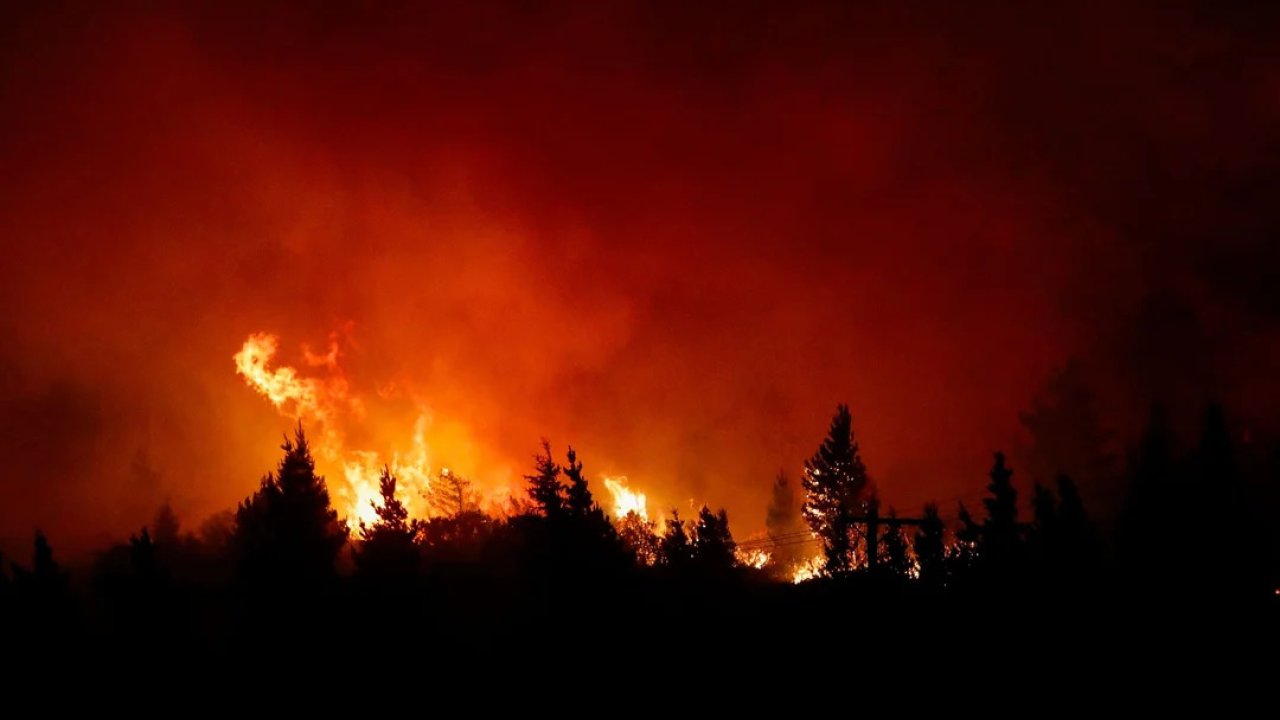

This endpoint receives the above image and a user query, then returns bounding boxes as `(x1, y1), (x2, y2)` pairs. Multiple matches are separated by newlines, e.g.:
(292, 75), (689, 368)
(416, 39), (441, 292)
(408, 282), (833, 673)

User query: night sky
(2, 1), (1278, 552)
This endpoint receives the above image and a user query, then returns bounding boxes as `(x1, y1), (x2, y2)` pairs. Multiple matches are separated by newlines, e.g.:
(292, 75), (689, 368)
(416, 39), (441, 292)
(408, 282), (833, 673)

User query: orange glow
(234, 331), (436, 526)
(791, 556), (823, 584)
(602, 476), (648, 521)
(735, 547), (771, 569)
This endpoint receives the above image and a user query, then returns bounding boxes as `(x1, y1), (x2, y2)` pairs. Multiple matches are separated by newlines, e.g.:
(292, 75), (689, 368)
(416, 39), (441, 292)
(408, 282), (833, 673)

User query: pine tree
(28, 530), (63, 589)
(355, 466), (420, 579)
(427, 468), (475, 518)
(691, 506), (736, 571)
(561, 447), (622, 567)
(659, 510), (692, 567)
(801, 404), (871, 576)
(914, 503), (946, 587)
(232, 424), (349, 585)
(980, 451), (1020, 569)
(11, 530), (68, 608)
(564, 446), (595, 517)
(524, 439), (564, 518)
(879, 508), (911, 578)
(765, 470), (808, 573)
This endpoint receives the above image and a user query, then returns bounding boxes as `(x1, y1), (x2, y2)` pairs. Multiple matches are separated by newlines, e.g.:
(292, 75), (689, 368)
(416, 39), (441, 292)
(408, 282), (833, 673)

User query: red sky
(2, 1), (1278, 553)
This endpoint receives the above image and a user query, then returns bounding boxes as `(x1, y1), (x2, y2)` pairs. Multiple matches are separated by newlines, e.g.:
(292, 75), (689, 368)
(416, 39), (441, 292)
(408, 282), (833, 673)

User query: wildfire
(233, 333), (339, 423)
(602, 476), (648, 521)
(233, 331), (436, 526)
(791, 556), (823, 584)
(735, 548), (771, 570)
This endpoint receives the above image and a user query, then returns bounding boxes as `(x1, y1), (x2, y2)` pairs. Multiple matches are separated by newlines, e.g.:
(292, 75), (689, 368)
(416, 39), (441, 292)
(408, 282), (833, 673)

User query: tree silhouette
(419, 510), (494, 565)
(355, 466), (421, 580)
(659, 510), (692, 568)
(232, 425), (348, 585)
(11, 530), (69, 623)
(427, 468), (476, 518)
(691, 506), (735, 572)
(539, 445), (623, 575)
(801, 404), (871, 576)
(980, 451), (1020, 570)
(914, 503), (946, 587)
(617, 511), (660, 566)
(765, 470), (808, 575)
(14, 530), (65, 593)
(524, 439), (565, 518)
(879, 508), (911, 579)
(564, 446), (595, 517)
(129, 527), (160, 581)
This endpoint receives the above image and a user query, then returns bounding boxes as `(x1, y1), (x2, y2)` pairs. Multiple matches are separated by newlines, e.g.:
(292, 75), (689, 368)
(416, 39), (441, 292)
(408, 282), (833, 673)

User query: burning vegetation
(1, 332), (1274, 661)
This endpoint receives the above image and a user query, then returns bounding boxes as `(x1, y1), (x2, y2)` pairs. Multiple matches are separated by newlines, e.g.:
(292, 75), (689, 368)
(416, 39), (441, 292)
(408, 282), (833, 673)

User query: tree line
(1, 399), (1276, 654)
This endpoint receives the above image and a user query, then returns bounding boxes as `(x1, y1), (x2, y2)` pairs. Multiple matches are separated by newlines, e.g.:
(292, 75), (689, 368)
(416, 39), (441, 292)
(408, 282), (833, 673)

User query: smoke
(1, 1), (1277, 552)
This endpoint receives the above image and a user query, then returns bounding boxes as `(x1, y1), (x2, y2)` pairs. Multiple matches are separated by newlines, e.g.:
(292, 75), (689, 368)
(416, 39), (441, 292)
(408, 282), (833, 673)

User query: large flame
(735, 547), (771, 570)
(602, 476), (647, 521)
(791, 556), (823, 584)
(234, 331), (437, 526)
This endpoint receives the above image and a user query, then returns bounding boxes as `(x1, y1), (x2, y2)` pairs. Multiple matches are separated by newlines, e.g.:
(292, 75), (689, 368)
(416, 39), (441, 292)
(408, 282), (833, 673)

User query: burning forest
(2, 0), (1280, 670)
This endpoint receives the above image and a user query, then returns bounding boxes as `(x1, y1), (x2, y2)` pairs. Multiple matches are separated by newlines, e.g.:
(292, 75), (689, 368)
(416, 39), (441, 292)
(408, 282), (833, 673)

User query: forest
(2, 400), (1276, 662)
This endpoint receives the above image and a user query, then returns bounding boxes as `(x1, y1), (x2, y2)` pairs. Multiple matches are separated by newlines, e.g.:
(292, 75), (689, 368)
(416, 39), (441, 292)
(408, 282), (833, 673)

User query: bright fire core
(233, 331), (439, 526)
(233, 331), (658, 528)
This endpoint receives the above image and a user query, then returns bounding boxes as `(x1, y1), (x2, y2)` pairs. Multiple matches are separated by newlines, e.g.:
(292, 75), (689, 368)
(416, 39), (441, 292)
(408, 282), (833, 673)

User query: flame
(602, 476), (647, 521)
(791, 556), (823, 584)
(735, 548), (771, 570)
(234, 331), (436, 527)
(233, 333), (336, 423)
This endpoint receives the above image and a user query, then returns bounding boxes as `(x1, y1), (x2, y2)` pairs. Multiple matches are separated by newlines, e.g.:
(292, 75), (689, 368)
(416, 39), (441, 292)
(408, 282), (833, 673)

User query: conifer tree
(980, 451), (1020, 568)
(564, 446), (595, 517)
(355, 466), (420, 579)
(232, 425), (348, 584)
(659, 510), (692, 567)
(801, 404), (871, 575)
(427, 468), (475, 518)
(691, 506), (736, 571)
(524, 439), (565, 518)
